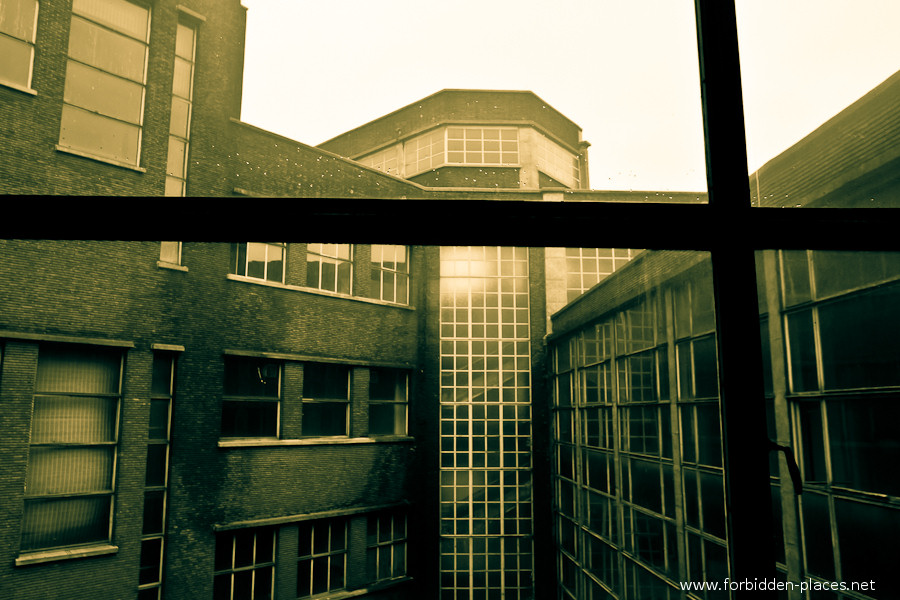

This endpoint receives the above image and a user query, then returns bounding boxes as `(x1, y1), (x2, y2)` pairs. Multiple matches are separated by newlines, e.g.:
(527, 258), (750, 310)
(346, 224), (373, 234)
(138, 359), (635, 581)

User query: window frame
(231, 242), (286, 284)
(213, 528), (276, 600)
(369, 244), (410, 305)
(366, 509), (408, 584)
(368, 367), (409, 437)
(306, 243), (353, 295)
(57, 0), (151, 168)
(221, 356), (282, 439)
(0, 0), (39, 92)
(296, 517), (348, 599)
(301, 362), (350, 438)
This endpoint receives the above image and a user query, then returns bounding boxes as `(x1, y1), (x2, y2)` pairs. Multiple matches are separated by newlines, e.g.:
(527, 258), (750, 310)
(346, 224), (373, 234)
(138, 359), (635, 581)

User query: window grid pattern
(565, 248), (641, 303)
(21, 344), (123, 552)
(550, 265), (728, 600)
(535, 131), (580, 188)
(439, 246), (534, 600)
(138, 353), (175, 600)
(359, 145), (400, 176)
(404, 129), (445, 176)
(775, 250), (900, 597)
(59, 0), (150, 166)
(232, 242), (285, 284)
(213, 528), (276, 600)
(165, 20), (196, 196)
(221, 357), (281, 438)
(367, 510), (408, 583)
(370, 244), (409, 305)
(297, 518), (347, 599)
(446, 127), (519, 167)
(0, 0), (38, 90)
(306, 243), (352, 295)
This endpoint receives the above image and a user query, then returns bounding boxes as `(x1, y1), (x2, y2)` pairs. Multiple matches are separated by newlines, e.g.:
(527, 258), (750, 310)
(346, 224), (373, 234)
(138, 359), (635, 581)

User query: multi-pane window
(535, 131), (581, 188)
(404, 129), (445, 176)
(213, 528), (276, 600)
(58, 0), (150, 166)
(368, 368), (408, 436)
(139, 353), (175, 600)
(565, 248), (641, 302)
(221, 357), (280, 438)
(0, 0), (38, 90)
(367, 510), (407, 583)
(21, 344), (122, 552)
(439, 246), (534, 600)
(165, 20), (197, 196)
(359, 145), (400, 176)
(302, 363), (349, 437)
(306, 243), (352, 294)
(231, 242), (285, 284)
(297, 518), (347, 598)
(159, 241), (182, 265)
(370, 244), (409, 304)
(446, 127), (519, 166)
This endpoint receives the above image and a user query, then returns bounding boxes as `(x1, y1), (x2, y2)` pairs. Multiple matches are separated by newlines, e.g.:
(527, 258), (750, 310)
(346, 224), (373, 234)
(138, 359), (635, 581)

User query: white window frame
(232, 242), (286, 284)
(370, 244), (409, 304)
(0, 0), (39, 92)
(306, 243), (353, 295)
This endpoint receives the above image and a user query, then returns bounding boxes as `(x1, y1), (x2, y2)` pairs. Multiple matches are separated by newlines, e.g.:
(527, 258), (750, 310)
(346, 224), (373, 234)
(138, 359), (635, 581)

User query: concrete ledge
(218, 436), (414, 448)
(15, 544), (118, 566)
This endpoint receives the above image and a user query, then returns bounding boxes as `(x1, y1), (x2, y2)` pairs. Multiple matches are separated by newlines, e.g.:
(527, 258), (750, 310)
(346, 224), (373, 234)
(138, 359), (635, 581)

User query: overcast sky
(239, 0), (900, 192)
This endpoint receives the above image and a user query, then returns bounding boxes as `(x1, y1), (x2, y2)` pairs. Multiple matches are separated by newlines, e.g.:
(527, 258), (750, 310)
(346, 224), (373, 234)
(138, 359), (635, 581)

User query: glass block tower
(438, 247), (536, 599)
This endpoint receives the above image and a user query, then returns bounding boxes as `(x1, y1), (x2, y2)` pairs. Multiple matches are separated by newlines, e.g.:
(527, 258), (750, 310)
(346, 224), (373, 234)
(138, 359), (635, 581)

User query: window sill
(225, 274), (414, 310)
(157, 260), (188, 272)
(16, 543), (118, 566)
(218, 436), (414, 448)
(316, 577), (413, 600)
(55, 145), (147, 173)
(1, 79), (37, 96)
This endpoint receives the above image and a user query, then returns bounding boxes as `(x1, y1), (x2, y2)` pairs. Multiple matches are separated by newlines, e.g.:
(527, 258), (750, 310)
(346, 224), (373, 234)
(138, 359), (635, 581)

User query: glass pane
(27, 446), (114, 494)
(221, 400), (278, 437)
(59, 104), (141, 165)
(175, 23), (195, 60)
(139, 537), (162, 584)
(145, 443), (168, 486)
(36, 345), (120, 394)
(170, 96), (191, 138)
(172, 56), (193, 99)
(158, 241), (181, 266)
(303, 363), (348, 399)
(73, 0), (149, 41)
(302, 402), (347, 437)
(0, 34), (32, 87)
(166, 136), (187, 178)
(21, 495), (111, 550)
(165, 175), (185, 197)
(64, 60), (144, 123)
(68, 16), (147, 82)
(31, 396), (117, 443)
(224, 357), (280, 397)
(0, 0), (37, 40)
(142, 490), (165, 535)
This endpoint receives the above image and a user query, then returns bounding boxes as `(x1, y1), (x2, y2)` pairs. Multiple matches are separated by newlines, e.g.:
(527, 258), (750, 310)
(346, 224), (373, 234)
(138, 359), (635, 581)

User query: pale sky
(239, 0), (900, 192)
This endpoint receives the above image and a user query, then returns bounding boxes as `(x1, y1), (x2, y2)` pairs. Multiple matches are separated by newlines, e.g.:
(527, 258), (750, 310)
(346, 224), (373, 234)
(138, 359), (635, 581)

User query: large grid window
(0, 0), (38, 90)
(58, 0), (150, 167)
(439, 246), (534, 600)
(565, 248), (641, 303)
(550, 257), (725, 600)
(370, 244), (409, 304)
(21, 344), (122, 552)
(367, 510), (407, 583)
(535, 131), (581, 188)
(221, 357), (280, 438)
(404, 129), (445, 175)
(369, 367), (408, 436)
(359, 145), (400, 176)
(446, 127), (519, 166)
(231, 242), (285, 284)
(306, 243), (352, 294)
(138, 352), (176, 600)
(165, 19), (197, 196)
(302, 363), (349, 437)
(297, 518), (347, 599)
(213, 528), (275, 600)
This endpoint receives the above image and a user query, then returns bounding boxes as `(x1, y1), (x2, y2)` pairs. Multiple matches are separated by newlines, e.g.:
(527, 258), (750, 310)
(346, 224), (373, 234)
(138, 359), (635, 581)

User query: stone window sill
(16, 544), (118, 566)
(218, 436), (414, 448)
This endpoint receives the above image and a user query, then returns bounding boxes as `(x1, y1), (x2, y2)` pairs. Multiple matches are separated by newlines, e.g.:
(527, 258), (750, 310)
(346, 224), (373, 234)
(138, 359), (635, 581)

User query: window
(21, 344), (122, 552)
(370, 244), (409, 304)
(159, 241), (182, 265)
(367, 510), (407, 583)
(297, 518), (347, 598)
(302, 363), (349, 437)
(404, 129), (445, 176)
(564, 248), (641, 302)
(214, 528), (276, 600)
(165, 19), (197, 196)
(58, 0), (150, 167)
(535, 131), (580, 188)
(139, 353), (175, 600)
(221, 357), (280, 438)
(231, 242), (285, 283)
(369, 368), (408, 436)
(0, 0), (38, 91)
(446, 127), (519, 166)
(359, 145), (400, 176)
(306, 243), (352, 294)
